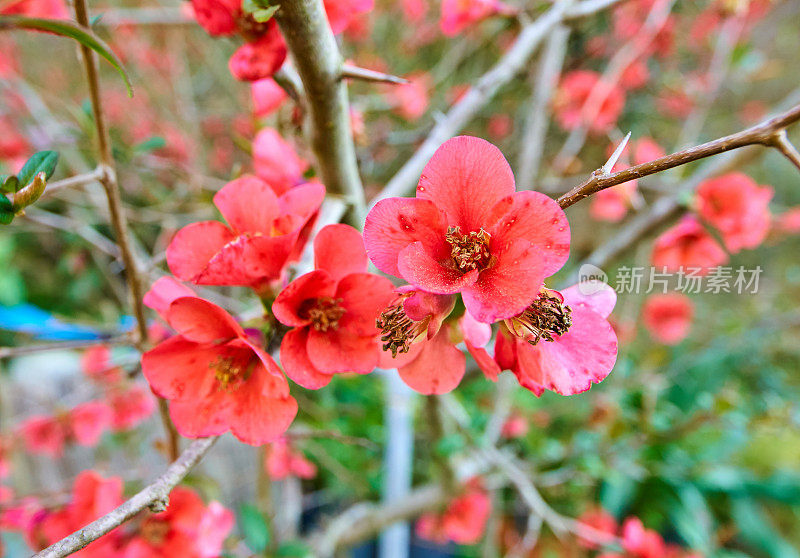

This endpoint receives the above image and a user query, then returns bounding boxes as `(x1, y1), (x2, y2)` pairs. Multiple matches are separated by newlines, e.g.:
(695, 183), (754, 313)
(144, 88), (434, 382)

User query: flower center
(445, 226), (493, 271)
(140, 517), (170, 546)
(376, 295), (430, 357)
(211, 355), (252, 391)
(506, 289), (572, 345)
(303, 297), (346, 332)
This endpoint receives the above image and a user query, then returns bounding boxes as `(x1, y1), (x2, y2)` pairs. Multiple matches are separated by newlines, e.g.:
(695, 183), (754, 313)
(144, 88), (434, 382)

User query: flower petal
(213, 175), (280, 235)
(228, 370), (298, 445)
(459, 310), (491, 347)
(306, 327), (380, 374)
(272, 270), (337, 327)
(143, 277), (197, 321)
(280, 328), (333, 389)
(166, 297), (243, 343)
(461, 239), (545, 322)
(314, 224), (368, 281)
(169, 395), (233, 438)
(166, 221), (234, 281)
(561, 281), (616, 319)
(364, 197), (448, 277)
(398, 242), (479, 294)
(279, 180), (325, 221)
(142, 336), (220, 400)
(194, 234), (295, 287)
(337, 273), (396, 336)
(465, 342), (500, 381)
(416, 136), (515, 232)
(488, 191), (570, 277)
(398, 325), (465, 394)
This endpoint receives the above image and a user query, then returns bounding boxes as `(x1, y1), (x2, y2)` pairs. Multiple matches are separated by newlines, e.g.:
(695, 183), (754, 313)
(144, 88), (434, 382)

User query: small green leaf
(1, 175), (19, 194)
(277, 541), (313, 557)
(253, 5), (279, 22)
(16, 151), (58, 189)
(0, 16), (133, 96)
(0, 196), (14, 225)
(134, 136), (166, 153)
(238, 504), (270, 553)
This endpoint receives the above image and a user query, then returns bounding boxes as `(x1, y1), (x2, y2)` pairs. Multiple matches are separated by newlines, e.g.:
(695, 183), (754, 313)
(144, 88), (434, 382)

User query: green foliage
(237, 504), (271, 553)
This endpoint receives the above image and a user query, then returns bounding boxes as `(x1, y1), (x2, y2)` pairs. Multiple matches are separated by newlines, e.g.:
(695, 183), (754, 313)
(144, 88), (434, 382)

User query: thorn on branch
(341, 63), (408, 85)
(768, 129), (800, 172)
(148, 496), (169, 513)
(601, 131), (631, 175)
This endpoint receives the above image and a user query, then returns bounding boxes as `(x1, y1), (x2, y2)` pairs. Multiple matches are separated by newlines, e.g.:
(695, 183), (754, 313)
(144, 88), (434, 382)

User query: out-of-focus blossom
(696, 173), (772, 253)
(620, 59), (650, 90)
(0, 0), (69, 18)
(633, 137), (666, 165)
(417, 478), (491, 545)
(496, 282), (618, 396)
(656, 88), (694, 119)
(487, 113), (513, 140)
(228, 24), (287, 82)
(323, 0), (374, 34)
(500, 413), (529, 439)
(253, 128), (310, 192)
(264, 438), (317, 480)
(642, 293), (693, 345)
(387, 73), (430, 121)
(577, 507), (617, 549)
(107, 385), (156, 431)
(651, 215), (728, 273)
(401, 0), (427, 22)
(439, 0), (514, 36)
(189, 0), (240, 36)
(621, 517), (667, 558)
(774, 206), (800, 236)
(554, 70), (626, 134)
(252, 78), (288, 117)
(590, 176), (638, 223)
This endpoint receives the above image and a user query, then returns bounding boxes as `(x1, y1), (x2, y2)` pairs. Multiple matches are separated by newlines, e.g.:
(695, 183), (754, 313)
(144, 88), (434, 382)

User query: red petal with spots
(336, 273), (396, 336)
(272, 270), (337, 327)
(228, 371), (298, 445)
(314, 224), (368, 281)
(166, 297), (243, 343)
(279, 181), (326, 222)
(364, 197), (448, 277)
(306, 326), (380, 375)
(141, 337), (221, 400)
(166, 221), (234, 281)
(416, 136), (515, 232)
(280, 327), (334, 389)
(213, 175), (280, 235)
(169, 395), (233, 438)
(488, 191), (570, 277)
(398, 325), (465, 394)
(461, 239), (545, 323)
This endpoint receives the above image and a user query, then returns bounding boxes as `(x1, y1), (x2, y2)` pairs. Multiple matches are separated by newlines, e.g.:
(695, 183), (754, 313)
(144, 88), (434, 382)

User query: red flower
(323, 0), (374, 34)
(496, 281), (618, 396)
(633, 137), (665, 165)
(123, 487), (233, 558)
(253, 128), (310, 193)
(590, 179), (638, 223)
(696, 172), (772, 253)
(577, 507), (618, 549)
(19, 415), (65, 457)
(30, 471), (124, 556)
(0, 0), (69, 18)
(264, 438), (317, 480)
(387, 72), (430, 121)
(651, 215), (728, 273)
(166, 175), (323, 292)
(69, 402), (112, 447)
(622, 517), (667, 558)
(500, 413), (529, 439)
(364, 136), (570, 323)
(439, 0), (514, 36)
(252, 78), (287, 117)
(553, 71), (626, 134)
(81, 345), (123, 386)
(142, 286), (297, 445)
(189, 0), (240, 36)
(228, 24), (287, 82)
(642, 293), (693, 345)
(107, 385), (156, 432)
(19, 403), (112, 457)
(274, 224), (395, 389)
(417, 478), (491, 545)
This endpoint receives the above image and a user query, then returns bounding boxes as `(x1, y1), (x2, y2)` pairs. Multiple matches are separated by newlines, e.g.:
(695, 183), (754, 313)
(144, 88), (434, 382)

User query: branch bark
(274, 0), (366, 223)
(371, 0), (623, 204)
(33, 437), (218, 558)
(557, 102), (800, 209)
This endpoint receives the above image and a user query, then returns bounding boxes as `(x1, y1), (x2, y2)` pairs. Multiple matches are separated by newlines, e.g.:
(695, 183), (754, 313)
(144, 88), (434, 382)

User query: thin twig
(43, 167), (105, 197)
(768, 129), (800, 171)
(274, 0), (366, 223)
(557, 102), (800, 209)
(0, 335), (133, 360)
(341, 63), (408, 85)
(371, 0), (624, 204)
(33, 437), (218, 558)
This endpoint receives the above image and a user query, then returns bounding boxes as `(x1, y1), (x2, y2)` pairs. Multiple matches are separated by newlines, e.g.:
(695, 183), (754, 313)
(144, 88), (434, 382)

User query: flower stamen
(506, 289), (572, 345)
(303, 297), (346, 332)
(445, 226), (492, 271)
(376, 295), (430, 357)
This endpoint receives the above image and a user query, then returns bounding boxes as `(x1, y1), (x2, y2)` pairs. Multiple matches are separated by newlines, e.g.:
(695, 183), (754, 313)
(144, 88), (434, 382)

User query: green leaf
(238, 504), (270, 553)
(0, 196), (14, 225)
(1, 175), (19, 194)
(134, 136), (166, 153)
(731, 498), (799, 558)
(277, 541), (313, 557)
(253, 5), (279, 22)
(0, 16), (133, 96)
(16, 151), (58, 190)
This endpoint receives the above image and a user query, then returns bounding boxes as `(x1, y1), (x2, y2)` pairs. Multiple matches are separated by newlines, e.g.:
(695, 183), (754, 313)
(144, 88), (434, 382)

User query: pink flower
(0, 0), (69, 18)
(651, 215), (728, 273)
(253, 128), (310, 192)
(142, 289), (297, 445)
(622, 517), (667, 558)
(166, 175), (323, 292)
(633, 137), (666, 165)
(620, 58), (650, 90)
(775, 206), (800, 235)
(590, 179), (638, 222)
(122, 487), (233, 558)
(577, 507), (618, 549)
(252, 78), (288, 117)
(81, 345), (123, 386)
(20, 416), (65, 457)
(500, 413), (528, 439)
(69, 402), (112, 447)
(439, 0), (513, 36)
(323, 0), (374, 34)
(228, 24), (287, 82)
(487, 114), (513, 139)
(107, 385), (156, 431)
(264, 438), (317, 480)
(696, 172), (772, 253)
(364, 136), (570, 323)
(417, 478), (491, 545)
(496, 282), (618, 396)
(401, 0), (427, 22)
(553, 70), (626, 134)
(388, 73), (430, 121)
(189, 0), (240, 36)
(274, 224), (395, 389)
(642, 293), (693, 345)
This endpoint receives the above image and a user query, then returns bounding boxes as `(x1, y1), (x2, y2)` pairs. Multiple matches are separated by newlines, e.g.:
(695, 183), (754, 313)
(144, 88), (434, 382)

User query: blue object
(0, 304), (132, 340)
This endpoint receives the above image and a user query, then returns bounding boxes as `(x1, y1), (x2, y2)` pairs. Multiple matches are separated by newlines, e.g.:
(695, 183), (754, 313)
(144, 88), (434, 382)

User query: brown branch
(42, 167), (105, 197)
(33, 437), (218, 558)
(557, 103), (800, 209)
(273, 0), (366, 223)
(0, 335), (132, 360)
(341, 63), (408, 85)
(768, 129), (800, 171)
(371, 0), (624, 204)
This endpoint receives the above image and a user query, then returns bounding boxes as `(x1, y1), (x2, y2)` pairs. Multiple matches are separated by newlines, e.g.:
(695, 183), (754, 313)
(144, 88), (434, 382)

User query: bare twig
(371, 0), (624, 204)
(517, 24), (570, 188)
(0, 335), (132, 360)
(274, 0), (366, 223)
(43, 167), (105, 197)
(341, 63), (408, 85)
(33, 437), (218, 558)
(557, 102), (800, 209)
(768, 129), (800, 171)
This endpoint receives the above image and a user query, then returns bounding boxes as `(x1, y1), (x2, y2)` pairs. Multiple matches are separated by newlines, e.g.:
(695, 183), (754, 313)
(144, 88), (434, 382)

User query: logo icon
(577, 264), (609, 295)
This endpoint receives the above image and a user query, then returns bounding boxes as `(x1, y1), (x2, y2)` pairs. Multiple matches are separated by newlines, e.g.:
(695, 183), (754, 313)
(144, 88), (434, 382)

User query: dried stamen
(445, 226), (492, 271)
(376, 296), (430, 357)
(303, 297), (346, 332)
(506, 289), (572, 345)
